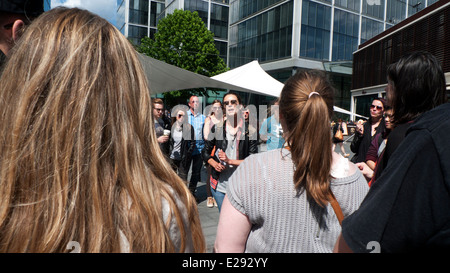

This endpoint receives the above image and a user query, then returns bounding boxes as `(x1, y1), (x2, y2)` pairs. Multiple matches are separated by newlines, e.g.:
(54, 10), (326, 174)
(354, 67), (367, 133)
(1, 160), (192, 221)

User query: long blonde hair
(0, 7), (205, 252)
(279, 70), (335, 207)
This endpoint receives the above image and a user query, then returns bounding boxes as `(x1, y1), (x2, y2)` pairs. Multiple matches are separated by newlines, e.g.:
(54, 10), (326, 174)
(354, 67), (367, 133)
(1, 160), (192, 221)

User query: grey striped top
(227, 148), (369, 253)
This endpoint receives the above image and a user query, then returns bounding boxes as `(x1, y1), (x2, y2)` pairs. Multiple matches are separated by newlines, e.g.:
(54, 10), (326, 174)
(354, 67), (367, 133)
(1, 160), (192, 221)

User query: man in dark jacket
(336, 102), (450, 252)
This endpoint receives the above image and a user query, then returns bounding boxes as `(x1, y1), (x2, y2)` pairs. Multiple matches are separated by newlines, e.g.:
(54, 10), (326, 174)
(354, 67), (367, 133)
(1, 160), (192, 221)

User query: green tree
(138, 9), (228, 106)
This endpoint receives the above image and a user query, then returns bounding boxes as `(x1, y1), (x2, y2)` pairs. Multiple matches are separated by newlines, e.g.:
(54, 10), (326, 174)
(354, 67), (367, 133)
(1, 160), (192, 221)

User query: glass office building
(228, 0), (440, 111)
(117, 0), (229, 60)
(117, 0), (167, 45)
(116, 0), (440, 112)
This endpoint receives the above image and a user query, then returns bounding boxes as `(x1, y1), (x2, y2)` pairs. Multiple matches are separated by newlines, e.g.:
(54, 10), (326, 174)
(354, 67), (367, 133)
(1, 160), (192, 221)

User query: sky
(51, 0), (117, 26)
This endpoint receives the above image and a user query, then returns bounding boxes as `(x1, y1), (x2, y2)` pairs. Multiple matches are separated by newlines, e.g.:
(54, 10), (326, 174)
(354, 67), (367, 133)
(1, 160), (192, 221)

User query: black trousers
(187, 153), (203, 195)
(170, 158), (188, 182)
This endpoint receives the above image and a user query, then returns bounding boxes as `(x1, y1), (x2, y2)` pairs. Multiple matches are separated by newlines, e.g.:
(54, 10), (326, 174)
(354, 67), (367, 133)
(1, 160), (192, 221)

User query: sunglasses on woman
(370, 105), (383, 111)
(224, 100), (237, 106)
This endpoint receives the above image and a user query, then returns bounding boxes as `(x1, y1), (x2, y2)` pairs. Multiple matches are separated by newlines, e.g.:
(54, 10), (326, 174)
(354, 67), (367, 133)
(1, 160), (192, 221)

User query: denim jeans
(210, 186), (225, 212)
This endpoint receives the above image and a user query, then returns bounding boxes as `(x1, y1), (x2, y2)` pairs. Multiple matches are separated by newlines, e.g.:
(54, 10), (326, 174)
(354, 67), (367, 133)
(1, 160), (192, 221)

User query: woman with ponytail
(215, 70), (369, 253)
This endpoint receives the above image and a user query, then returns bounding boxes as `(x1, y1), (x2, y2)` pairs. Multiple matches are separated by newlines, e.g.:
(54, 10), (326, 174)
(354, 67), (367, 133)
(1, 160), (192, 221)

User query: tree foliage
(137, 9), (228, 106)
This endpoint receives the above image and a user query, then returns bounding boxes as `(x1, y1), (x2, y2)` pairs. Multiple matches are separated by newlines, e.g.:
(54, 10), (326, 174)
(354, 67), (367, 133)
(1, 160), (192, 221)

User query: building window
(184, 0), (229, 40)
(129, 0), (149, 25)
(332, 9), (359, 61)
(128, 25), (148, 45)
(360, 17), (384, 43)
(408, 0), (425, 16)
(228, 1), (293, 68)
(210, 4), (229, 39)
(386, 0), (406, 24)
(150, 1), (165, 27)
(300, 0), (331, 60)
(229, 0), (285, 24)
(335, 0), (360, 13)
(362, 0), (384, 20)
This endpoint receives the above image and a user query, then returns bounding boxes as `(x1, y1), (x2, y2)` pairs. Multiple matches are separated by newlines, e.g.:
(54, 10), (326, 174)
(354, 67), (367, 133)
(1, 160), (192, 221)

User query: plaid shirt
(188, 110), (205, 155)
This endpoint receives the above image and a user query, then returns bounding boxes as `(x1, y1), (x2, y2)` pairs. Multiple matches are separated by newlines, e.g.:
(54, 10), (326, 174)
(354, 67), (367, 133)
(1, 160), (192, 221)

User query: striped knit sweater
(227, 148), (369, 253)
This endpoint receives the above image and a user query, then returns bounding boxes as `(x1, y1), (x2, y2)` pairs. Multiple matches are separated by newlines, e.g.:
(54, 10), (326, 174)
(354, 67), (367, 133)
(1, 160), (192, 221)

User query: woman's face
(211, 102), (222, 117)
(370, 99), (384, 120)
(223, 94), (239, 117)
(176, 110), (185, 123)
(384, 109), (394, 129)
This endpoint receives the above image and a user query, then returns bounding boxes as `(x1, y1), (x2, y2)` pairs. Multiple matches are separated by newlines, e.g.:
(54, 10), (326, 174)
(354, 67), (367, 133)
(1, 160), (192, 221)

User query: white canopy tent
(138, 53), (279, 96)
(211, 60), (284, 98)
(138, 53), (366, 118)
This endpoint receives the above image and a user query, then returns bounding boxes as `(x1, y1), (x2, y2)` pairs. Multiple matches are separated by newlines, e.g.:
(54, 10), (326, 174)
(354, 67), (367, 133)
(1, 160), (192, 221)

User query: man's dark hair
(387, 51), (447, 125)
(0, 0), (44, 18)
(223, 91), (242, 104)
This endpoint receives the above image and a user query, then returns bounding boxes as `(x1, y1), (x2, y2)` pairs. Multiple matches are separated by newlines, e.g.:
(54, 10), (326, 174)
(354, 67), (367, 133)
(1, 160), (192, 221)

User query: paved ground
(192, 136), (355, 253)
(196, 181), (220, 253)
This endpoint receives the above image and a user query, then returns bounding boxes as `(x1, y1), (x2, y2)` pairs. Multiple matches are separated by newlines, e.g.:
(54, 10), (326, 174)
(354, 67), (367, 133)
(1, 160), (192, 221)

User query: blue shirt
(188, 110), (205, 155)
(259, 116), (285, 150)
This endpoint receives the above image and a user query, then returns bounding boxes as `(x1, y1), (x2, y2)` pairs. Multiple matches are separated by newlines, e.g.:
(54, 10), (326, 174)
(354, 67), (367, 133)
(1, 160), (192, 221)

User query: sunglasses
(2, 22), (14, 30)
(178, 114), (184, 118)
(154, 108), (163, 112)
(370, 105), (383, 111)
(224, 100), (237, 106)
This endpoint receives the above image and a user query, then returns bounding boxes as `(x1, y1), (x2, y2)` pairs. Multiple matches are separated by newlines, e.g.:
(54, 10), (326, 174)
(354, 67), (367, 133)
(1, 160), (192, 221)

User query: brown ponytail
(279, 70), (335, 207)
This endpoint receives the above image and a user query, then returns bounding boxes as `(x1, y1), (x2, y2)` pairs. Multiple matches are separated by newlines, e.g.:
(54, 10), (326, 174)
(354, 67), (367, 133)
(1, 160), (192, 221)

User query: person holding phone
(350, 99), (386, 163)
(202, 92), (258, 211)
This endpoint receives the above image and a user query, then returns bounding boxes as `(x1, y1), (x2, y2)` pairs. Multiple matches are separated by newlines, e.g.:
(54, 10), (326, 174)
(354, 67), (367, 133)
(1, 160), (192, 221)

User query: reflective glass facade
(117, 0), (165, 44)
(332, 9), (359, 61)
(117, 0), (228, 59)
(229, 0), (436, 68)
(228, 0), (438, 116)
(229, 1), (293, 68)
(116, 0), (441, 110)
(300, 0), (331, 60)
(184, 0), (229, 59)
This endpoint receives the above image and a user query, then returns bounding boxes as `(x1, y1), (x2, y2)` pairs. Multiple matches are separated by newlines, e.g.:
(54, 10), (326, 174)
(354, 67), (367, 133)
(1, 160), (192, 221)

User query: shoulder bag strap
(329, 192), (344, 226)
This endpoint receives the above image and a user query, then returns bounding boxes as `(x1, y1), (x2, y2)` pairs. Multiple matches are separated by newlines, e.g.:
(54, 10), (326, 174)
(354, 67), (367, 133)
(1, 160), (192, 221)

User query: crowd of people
(153, 93), (278, 210)
(0, 1), (449, 253)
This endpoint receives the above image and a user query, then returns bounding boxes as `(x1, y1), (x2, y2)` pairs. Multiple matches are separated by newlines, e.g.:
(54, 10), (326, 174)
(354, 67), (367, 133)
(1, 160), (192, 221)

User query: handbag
(334, 125), (344, 141)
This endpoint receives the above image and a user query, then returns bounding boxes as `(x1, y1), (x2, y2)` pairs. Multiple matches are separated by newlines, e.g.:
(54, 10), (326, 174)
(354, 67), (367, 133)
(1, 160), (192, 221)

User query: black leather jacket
(202, 122), (258, 179)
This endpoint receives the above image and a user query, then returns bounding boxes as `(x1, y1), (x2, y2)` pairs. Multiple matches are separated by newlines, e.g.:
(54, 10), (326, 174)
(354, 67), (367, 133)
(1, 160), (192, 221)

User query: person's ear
(12, 19), (25, 42)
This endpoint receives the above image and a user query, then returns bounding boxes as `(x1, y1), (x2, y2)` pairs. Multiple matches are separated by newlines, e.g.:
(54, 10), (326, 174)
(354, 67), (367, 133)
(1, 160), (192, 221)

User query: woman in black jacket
(202, 92), (258, 211)
(350, 98), (386, 163)
(170, 106), (196, 182)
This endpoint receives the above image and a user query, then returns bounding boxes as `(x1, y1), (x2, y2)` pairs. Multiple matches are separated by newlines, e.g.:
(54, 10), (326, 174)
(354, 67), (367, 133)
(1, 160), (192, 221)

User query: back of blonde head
(0, 7), (205, 252)
(279, 70), (335, 207)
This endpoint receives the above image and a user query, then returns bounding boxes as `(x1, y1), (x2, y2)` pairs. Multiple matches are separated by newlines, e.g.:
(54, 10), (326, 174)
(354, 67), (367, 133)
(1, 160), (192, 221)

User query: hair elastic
(308, 92), (320, 99)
